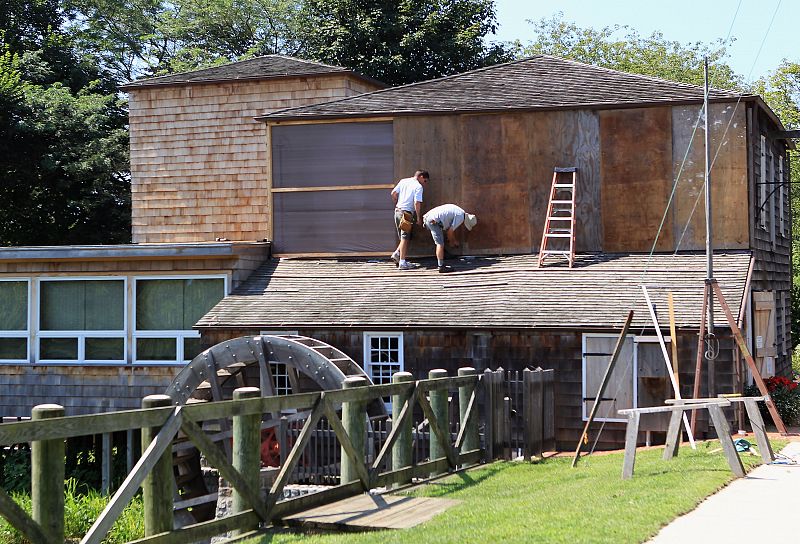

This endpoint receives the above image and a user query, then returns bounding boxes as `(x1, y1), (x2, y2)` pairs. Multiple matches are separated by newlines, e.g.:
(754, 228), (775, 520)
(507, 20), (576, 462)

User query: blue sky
(492, 0), (795, 81)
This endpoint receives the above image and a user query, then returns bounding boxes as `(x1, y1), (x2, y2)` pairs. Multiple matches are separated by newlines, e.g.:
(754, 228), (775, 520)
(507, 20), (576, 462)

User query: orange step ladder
(537, 167), (577, 268)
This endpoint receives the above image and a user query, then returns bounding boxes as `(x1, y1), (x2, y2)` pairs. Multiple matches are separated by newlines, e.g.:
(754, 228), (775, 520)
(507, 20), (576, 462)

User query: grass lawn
(241, 439), (787, 544)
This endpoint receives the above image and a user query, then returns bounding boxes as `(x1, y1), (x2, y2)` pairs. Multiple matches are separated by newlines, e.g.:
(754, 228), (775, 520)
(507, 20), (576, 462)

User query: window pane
(137, 338), (177, 361)
(183, 279), (224, 329)
(183, 337), (203, 361)
(41, 337), (78, 359)
(0, 338), (27, 359)
(41, 282), (85, 330)
(0, 282), (27, 331)
(84, 281), (124, 330)
(86, 338), (124, 360)
(40, 280), (123, 331)
(136, 280), (183, 330)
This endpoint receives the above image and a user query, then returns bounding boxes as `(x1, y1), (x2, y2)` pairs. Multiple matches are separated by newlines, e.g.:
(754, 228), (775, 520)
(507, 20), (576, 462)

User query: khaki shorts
(395, 209), (416, 240)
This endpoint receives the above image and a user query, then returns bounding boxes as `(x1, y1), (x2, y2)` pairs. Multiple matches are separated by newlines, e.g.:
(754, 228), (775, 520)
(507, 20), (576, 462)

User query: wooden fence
(0, 366), (556, 543)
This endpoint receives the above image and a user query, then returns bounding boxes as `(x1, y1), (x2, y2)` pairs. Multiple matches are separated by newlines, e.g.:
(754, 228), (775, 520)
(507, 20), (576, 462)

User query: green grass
(0, 479), (144, 544)
(241, 440), (787, 544)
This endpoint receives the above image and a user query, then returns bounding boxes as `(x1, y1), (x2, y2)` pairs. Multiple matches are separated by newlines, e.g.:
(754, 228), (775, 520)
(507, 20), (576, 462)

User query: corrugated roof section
(196, 252), (752, 330)
(120, 55), (376, 90)
(258, 55), (746, 121)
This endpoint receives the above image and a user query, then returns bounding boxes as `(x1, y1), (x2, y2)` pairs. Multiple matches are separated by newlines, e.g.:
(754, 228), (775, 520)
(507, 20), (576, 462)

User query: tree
(515, 13), (742, 90)
(0, 2), (130, 246)
(300, 0), (510, 86)
(69, 0), (306, 83)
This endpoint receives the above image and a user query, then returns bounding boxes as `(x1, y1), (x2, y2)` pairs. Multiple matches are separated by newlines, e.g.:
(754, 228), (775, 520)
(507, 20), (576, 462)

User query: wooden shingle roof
(196, 252), (752, 331)
(120, 55), (381, 90)
(258, 55), (747, 121)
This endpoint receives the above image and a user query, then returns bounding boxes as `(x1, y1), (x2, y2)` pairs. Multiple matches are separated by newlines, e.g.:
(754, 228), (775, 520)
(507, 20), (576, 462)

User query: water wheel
(164, 334), (386, 523)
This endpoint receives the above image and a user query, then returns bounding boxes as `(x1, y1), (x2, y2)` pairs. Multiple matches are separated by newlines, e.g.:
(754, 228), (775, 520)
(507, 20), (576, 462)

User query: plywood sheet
(600, 107), (674, 252)
(671, 103), (748, 250)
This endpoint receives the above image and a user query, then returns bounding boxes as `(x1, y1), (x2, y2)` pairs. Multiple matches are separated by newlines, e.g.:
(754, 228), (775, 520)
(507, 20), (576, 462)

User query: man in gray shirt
(422, 204), (477, 273)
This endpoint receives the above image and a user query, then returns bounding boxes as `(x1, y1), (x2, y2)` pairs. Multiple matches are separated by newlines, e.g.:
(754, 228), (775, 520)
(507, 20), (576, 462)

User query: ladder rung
(545, 233), (572, 238)
(551, 200), (573, 204)
(553, 184), (574, 188)
(548, 216), (572, 221)
(548, 228), (571, 234)
(541, 250), (572, 255)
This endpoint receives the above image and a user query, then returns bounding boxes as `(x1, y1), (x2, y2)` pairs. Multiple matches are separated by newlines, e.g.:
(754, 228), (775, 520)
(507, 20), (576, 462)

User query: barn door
(752, 291), (776, 377)
(582, 334), (635, 422)
(635, 339), (673, 430)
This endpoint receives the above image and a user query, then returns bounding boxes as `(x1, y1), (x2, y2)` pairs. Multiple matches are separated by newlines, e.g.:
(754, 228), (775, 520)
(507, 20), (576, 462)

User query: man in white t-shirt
(390, 170), (429, 270)
(422, 203), (478, 273)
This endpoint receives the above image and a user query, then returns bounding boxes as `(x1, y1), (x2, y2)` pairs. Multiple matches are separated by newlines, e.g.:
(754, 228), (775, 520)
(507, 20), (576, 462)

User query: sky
(492, 0), (795, 82)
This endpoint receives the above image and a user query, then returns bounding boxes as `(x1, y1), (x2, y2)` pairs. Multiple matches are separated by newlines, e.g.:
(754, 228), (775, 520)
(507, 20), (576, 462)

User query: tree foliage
(515, 13), (742, 90)
(0, 1), (129, 246)
(299, 0), (509, 86)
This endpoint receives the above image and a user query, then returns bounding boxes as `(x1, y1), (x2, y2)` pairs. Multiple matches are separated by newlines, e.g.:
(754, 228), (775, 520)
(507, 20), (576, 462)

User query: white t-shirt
(392, 177), (423, 212)
(423, 204), (466, 231)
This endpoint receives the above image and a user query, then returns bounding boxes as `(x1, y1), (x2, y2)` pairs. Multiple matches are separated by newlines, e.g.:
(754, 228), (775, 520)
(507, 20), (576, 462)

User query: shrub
(744, 375), (800, 425)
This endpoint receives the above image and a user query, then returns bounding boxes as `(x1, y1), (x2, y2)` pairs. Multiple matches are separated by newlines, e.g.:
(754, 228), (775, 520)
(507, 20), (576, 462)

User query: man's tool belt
(399, 211), (414, 233)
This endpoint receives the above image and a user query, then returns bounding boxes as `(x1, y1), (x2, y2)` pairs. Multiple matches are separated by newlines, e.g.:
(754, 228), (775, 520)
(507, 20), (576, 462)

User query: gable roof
(257, 55), (748, 121)
(196, 252), (751, 331)
(120, 55), (382, 90)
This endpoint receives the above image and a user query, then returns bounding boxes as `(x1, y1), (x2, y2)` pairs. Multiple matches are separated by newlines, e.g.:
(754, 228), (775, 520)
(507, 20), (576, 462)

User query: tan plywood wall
(129, 75), (381, 243)
(394, 110), (602, 255)
(671, 104), (749, 250)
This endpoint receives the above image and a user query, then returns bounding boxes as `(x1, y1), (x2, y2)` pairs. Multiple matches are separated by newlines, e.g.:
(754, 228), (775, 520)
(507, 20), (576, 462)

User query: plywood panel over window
(271, 121), (395, 254)
(600, 107), (674, 252)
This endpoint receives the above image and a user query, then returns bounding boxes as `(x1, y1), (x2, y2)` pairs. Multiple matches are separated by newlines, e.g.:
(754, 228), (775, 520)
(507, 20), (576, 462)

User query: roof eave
(257, 95), (754, 124)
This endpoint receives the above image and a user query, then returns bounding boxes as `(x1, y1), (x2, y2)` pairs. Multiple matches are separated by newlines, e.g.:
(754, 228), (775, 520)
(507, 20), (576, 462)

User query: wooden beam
(769, 129), (800, 139)
(0, 488), (50, 544)
(271, 184), (394, 193)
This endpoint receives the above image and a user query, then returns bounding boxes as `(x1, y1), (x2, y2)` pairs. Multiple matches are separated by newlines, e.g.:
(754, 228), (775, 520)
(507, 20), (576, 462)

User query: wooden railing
(0, 368), (482, 544)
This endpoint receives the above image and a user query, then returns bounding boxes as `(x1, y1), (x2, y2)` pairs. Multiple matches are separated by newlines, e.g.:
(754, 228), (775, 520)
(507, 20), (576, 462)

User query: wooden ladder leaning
(538, 167), (577, 268)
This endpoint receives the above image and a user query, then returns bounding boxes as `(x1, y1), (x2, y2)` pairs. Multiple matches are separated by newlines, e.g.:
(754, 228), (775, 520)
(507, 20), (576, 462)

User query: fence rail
(0, 366), (556, 543)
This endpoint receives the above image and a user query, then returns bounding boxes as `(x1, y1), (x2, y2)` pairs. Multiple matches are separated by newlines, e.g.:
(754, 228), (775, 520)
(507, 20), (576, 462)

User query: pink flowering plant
(745, 375), (800, 425)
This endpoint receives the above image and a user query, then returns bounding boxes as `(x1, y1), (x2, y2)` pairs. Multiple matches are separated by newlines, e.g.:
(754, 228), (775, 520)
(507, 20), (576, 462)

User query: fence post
(458, 367), (479, 460)
(341, 376), (367, 484)
(142, 394), (174, 536)
(482, 369), (494, 460)
(503, 397), (512, 460)
(428, 369), (448, 476)
(543, 369), (556, 451)
(101, 432), (112, 495)
(232, 387), (261, 537)
(31, 404), (64, 544)
(391, 372), (414, 484)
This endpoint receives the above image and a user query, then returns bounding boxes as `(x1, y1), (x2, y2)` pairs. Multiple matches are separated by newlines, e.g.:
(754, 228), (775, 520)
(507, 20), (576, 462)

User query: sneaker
(398, 261), (414, 271)
(438, 265), (454, 274)
(390, 253), (400, 267)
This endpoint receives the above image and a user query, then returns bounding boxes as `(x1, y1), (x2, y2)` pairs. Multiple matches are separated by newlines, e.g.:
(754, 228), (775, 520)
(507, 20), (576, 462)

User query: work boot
(438, 265), (454, 274)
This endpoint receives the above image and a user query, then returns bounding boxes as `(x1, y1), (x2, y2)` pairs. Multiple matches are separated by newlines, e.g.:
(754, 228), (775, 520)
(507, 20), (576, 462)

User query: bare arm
(447, 227), (460, 247)
(415, 200), (422, 225)
(391, 191), (398, 206)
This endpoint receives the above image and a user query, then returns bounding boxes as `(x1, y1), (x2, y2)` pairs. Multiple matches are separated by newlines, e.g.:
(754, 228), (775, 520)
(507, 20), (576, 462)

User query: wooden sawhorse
(618, 396), (773, 480)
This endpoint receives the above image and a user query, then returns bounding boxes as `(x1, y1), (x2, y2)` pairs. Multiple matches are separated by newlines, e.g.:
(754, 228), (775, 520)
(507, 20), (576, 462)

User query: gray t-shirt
(423, 204), (466, 231)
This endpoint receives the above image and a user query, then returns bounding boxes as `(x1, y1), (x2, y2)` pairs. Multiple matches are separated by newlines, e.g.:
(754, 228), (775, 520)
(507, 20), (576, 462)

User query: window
(582, 334), (675, 423)
(0, 280), (30, 363)
(37, 278), (126, 363)
(134, 276), (225, 364)
(759, 135), (767, 230)
(363, 332), (404, 386)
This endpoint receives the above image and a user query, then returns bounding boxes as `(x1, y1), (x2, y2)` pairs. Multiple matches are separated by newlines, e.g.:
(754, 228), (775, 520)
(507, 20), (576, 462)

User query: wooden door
(753, 291), (776, 377)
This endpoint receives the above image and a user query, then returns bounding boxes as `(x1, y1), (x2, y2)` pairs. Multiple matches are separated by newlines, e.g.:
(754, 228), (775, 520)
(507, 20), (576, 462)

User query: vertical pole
(31, 404), (64, 544)
(341, 376), (367, 484)
(503, 397), (512, 460)
(141, 394), (174, 536)
(391, 372), (414, 483)
(231, 387), (261, 537)
(428, 369), (448, 476)
(458, 367), (479, 459)
(482, 368), (495, 460)
(101, 432), (112, 495)
(691, 282), (709, 435)
(126, 429), (135, 474)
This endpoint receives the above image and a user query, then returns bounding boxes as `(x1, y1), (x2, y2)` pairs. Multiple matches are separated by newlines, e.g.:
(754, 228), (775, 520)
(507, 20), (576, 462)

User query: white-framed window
(759, 135), (767, 231)
(363, 332), (404, 386)
(36, 277), (127, 364)
(0, 279), (31, 363)
(260, 331), (300, 395)
(779, 156), (786, 236)
(582, 334), (675, 423)
(133, 275), (226, 364)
